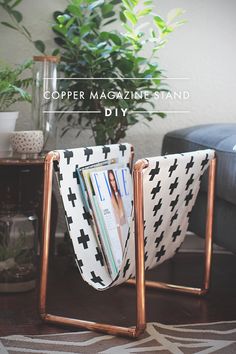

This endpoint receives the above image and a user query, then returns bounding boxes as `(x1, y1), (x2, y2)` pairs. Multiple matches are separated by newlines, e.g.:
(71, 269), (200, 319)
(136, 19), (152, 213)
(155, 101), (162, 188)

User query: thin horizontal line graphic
(43, 111), (101, 114)
(43, 77), (190, 80)
(43, 110), (190, 114)
(131, 110), (190, 114)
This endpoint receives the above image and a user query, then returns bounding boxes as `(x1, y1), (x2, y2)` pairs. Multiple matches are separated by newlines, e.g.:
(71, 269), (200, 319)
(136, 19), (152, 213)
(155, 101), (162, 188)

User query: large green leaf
(101, 3), (113, 15)
(119, 10), (127, 23)
(122, 0), (132, 10)
(109, 33), (122, 46)
(80, 24), (91, 37)
(124, 10), (137, 25)
(137, 8), (152, 17)
(103, 10), (115, 18)
(34, 40), (45, 53)
(100, 31), (110, 40)
(11, 9), (22, 22)
(67, 4), (82, 17)
(116, 58), (133, 73)
(153, 15), (166, 30)
(1, 21), (17, 30)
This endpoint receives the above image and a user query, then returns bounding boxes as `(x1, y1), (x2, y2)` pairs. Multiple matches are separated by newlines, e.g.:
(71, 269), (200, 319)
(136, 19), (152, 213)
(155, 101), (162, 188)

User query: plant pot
(10, 130), (44, 156)
(0, 111), (18, 132)
(0, 112), (19, 152)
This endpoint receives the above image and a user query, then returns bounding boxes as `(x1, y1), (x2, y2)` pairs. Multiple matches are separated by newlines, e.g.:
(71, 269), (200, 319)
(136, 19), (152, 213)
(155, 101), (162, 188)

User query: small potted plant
(0, 61), (32, 149)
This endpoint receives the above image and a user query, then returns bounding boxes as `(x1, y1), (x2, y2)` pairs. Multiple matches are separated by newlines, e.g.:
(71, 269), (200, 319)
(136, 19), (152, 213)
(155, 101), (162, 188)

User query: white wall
(1, 0), (236, 160)
(127, 0), (236, 158)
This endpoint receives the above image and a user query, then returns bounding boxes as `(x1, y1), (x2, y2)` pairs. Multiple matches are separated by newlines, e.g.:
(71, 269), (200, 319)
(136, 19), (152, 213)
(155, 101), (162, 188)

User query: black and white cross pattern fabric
(55, 144), (133, 290)
(140, 149), (215, 271)
(54, 144), (215, 291)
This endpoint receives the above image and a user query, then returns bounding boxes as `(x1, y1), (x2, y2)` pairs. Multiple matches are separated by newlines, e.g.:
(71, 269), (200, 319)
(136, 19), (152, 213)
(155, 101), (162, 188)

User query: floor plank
(0, 253), (235, 336)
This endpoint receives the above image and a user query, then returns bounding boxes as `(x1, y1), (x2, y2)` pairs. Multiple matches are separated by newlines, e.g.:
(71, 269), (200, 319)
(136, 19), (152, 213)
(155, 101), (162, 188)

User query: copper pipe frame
(128, 158), (216, 296)
(39, 147), (146, 338)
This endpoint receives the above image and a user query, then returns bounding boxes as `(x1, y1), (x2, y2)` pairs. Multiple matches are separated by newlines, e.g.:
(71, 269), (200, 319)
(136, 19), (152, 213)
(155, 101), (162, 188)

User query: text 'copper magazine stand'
(39, 144), (216, 338)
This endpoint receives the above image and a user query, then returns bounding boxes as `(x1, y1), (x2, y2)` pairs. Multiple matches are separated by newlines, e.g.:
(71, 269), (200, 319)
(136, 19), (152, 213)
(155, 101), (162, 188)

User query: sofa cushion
(190, 192), (236, 253)
(162, 123), (236, 206)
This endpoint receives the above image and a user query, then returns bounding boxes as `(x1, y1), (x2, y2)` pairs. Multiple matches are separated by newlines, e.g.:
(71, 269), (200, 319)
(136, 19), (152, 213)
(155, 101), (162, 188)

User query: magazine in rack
(77, 159), (132, 279)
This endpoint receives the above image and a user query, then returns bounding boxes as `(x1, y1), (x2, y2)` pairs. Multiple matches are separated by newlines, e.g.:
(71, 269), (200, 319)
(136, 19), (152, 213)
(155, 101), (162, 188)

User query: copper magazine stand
(39, 147), (216, 338)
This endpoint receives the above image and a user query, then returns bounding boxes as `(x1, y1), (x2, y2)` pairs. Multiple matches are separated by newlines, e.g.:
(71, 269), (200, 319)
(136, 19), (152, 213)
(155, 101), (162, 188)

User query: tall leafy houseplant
(52, 0), (185, 144)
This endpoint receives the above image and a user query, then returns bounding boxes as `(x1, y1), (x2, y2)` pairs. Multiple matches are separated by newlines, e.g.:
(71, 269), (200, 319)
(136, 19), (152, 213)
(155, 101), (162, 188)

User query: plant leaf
(109, 33), (122, 45)
(122, 0), (132, 10)
(157, 112), (166, 118)
(167, 8), (185, 23)
(116, 58), (133, 73)
(137, 8), (152, 17)
(34, 40), (45, 53)
(0, 21), (17, 30)
(52, 48), (60, 56)
(153, 15), (166, 30)
(103, 18), (116, 26)
(67, 4), (82, 17)
(11, 0), (22, 8)
(124, 10), (137, 25)
(11, 10), (22, 23)
(88, 0), (104, 11)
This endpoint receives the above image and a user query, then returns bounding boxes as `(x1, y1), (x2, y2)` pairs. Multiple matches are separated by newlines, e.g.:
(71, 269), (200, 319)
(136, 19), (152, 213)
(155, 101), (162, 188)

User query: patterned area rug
(1, 321), (236, 354)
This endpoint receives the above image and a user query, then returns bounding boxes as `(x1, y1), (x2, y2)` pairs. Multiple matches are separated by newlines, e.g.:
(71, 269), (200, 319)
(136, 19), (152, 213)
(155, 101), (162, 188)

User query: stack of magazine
(77, 159), (133, 279)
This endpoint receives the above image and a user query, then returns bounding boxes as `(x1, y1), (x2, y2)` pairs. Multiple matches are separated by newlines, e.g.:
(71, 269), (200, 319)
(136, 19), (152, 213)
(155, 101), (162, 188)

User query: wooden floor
(0, 252), (236, 336)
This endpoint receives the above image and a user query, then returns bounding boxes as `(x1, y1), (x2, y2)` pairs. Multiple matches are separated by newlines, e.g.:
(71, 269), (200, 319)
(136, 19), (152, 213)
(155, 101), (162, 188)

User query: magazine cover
(76, 159), (119, 213)
(90, 167), (132, 254)
(77, 158), (117, 214)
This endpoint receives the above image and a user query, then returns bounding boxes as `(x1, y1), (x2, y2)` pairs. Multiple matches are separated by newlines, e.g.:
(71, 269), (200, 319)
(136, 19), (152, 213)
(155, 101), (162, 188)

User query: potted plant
(0, 61), (31, 149)
(0, 0), (185, 145)
(51, 0), (185, 145)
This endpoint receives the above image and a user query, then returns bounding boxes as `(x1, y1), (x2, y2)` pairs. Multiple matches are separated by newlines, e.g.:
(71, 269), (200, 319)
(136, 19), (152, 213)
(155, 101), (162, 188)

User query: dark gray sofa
(162, 123), (236, 253)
